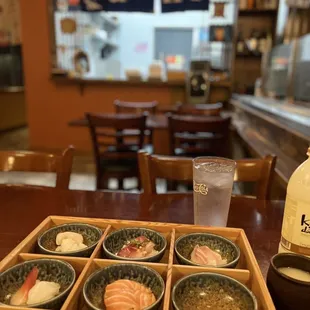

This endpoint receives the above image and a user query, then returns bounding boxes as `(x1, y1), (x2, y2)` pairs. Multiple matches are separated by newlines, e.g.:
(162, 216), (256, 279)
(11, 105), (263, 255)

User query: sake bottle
(279, 147), (310, 256)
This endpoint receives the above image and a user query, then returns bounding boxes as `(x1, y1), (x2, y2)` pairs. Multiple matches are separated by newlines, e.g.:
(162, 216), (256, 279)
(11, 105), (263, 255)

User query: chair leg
(118, 178), (124, 190)
(167, 180), (177, 191)
(137, 177), (141, 191)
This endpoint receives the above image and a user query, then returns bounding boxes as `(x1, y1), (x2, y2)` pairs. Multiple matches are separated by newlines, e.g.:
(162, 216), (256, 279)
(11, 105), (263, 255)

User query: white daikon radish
(56, 232), (83, 245)
(56, 238), (87, 252)
(27, 281), (60, 305)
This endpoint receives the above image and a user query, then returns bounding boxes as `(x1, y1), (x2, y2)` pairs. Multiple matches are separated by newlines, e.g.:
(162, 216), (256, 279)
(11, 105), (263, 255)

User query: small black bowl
(267, 253), (310, 310)
(103, 227), (167, 263)
(38, 223), (103, 257)
(83, 263), (165, 310)
(172, 272), (257, 310)
(175, 233), (240, 268)
(0, 259), (76, 309)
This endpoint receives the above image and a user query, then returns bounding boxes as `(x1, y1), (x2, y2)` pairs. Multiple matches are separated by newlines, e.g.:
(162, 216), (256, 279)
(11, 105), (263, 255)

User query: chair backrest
(86, 113), (146, 164)
(176, 103), (223, 116)
(114, 100), (158, 114)
(168, 114), (231, 156)
(138, 151), (276, 199)
(0, 147), (74, 189)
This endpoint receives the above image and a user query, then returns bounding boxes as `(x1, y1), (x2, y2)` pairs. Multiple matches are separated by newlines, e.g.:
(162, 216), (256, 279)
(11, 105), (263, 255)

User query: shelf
(239, 8), (277, 16)
(236, 53), (262, 59)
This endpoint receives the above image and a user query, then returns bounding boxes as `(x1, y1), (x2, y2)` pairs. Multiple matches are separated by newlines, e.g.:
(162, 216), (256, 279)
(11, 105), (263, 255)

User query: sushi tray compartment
(0, 216), (275, 310)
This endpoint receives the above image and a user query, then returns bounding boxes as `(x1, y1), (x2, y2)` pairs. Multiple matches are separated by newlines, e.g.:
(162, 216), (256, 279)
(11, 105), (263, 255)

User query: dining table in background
(69, 114), (170, 154)
(68, 112), (233, 155)
(0, 185), (283, 277)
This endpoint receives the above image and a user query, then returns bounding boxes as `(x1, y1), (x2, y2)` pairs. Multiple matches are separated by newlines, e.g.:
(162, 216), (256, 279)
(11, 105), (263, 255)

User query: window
(51, 0), (236, 81)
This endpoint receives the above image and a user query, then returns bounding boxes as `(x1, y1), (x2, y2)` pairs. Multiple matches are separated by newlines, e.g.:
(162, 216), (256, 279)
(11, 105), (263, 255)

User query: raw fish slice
(135, 236), (148, 243)
(10, 267), (39, 306)
(117, 236), (157, 259)
(117, 245), (144, 258)
(104, 279), (156, 310)
(27, 281), (60, 305)
(190, 245), (227, 266)
(56, 232), (83, 245)
(138, 289), (156, 308)
(144, 241), (155, 254)
(104, 301), (139, 310)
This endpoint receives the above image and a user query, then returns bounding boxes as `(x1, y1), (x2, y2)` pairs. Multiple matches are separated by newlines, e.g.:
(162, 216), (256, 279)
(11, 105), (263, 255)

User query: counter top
(51, 75), (232, 88)
(231, 95), (310, 142)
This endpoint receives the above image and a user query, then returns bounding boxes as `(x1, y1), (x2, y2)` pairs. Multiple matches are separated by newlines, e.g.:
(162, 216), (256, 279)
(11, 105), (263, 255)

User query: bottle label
(281, 195), (310, 255)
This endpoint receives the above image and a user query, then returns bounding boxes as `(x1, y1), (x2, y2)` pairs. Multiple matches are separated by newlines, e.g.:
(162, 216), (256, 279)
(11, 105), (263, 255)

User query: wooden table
(0, 185), (284, 277)
(68, 112), (232, 155)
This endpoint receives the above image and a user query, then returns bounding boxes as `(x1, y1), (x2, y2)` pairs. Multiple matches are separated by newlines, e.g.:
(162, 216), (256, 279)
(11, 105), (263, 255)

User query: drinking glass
(193, 157), (236, 226)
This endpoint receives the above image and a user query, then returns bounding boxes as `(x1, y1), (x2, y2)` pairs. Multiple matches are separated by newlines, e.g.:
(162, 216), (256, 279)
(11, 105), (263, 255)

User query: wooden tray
(0, 216), (275, 310)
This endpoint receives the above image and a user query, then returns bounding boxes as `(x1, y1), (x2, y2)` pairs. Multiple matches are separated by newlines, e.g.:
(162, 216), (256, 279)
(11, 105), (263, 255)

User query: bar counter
(52, 75), (232, 104)
(231, 95), (310, 191)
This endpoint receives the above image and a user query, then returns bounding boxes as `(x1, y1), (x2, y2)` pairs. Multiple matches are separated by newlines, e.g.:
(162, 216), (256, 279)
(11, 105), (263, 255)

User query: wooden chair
(0, 147), (74, 189)
(114, 100), (158, 114)
(176, 102), (223, 116)
(168, 114), (231, 157)
(86, 113), (147, 190)
(114, 100), (157, 149)
(138, 151), (276, 199)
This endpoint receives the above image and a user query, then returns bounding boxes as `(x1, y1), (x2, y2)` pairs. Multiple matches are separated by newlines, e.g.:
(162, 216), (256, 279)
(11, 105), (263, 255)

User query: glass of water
(193, 157), (236, 227)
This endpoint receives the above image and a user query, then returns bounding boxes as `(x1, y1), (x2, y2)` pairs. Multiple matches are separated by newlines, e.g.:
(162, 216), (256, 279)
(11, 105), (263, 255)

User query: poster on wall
(209, 25), (233, 42)
(161, 0), (209, 13)
(0, 0), (21, 46)
(185, 0), (209, 11)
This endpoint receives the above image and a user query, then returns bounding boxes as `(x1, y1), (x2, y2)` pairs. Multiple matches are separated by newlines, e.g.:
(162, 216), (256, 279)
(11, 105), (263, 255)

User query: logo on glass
(193, 181), (209, 196)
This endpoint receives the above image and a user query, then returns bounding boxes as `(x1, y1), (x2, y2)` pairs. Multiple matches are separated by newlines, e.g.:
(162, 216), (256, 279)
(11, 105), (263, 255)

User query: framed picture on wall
(209, 25), (233, 42)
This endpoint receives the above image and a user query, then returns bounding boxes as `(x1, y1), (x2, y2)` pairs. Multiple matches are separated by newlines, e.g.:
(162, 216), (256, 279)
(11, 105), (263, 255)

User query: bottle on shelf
(258, 30), (267, 54)
(279, 147), (310, 257)
(239, 0), (248, 10)
(247, 0), (255, 9)
(247, 29), (260, 55)
(236, 31), (246, 55)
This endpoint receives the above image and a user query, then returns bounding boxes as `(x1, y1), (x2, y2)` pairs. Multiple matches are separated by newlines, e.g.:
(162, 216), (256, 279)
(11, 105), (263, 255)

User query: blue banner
(81, 0), (154, 12)
(102, 0), (135, 12)
(185, 0), (209, 11)
(161, 0), (185, 13)
(134, 0), (154, 12)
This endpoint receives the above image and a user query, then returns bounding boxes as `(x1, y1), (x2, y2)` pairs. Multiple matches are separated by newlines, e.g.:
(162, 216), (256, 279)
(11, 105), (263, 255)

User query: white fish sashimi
(190, 245), (227, 266)
(27, 281), (60, 305)
(56, 232), (83, 246)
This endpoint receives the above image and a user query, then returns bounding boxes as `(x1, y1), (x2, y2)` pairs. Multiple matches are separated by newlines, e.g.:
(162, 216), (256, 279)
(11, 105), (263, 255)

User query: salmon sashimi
(117, 236), (158, 259)
(10, 267), (39, 306)
(104, 279), (156, 310)
(190, 245), (227, 266)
